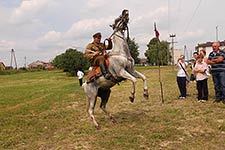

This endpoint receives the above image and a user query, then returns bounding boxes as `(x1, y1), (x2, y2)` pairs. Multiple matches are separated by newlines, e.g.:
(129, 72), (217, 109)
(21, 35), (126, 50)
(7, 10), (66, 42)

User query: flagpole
(154, 22), (164, 103)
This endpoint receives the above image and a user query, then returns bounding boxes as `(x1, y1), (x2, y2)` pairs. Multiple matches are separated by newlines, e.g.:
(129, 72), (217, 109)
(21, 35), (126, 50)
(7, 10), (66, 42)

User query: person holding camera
(176, 55), (189, 99)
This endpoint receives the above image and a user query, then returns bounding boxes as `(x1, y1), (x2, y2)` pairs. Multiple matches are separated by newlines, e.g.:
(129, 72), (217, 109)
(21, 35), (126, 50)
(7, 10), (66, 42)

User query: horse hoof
(110, 116), (117, 124)
(129, 96), (134, 103)
(95, 125), (101, 130)
(144, 94), (149, 100)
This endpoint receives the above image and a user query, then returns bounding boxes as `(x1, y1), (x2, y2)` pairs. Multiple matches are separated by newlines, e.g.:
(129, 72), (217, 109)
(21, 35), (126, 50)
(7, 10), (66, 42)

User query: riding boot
(100, 64), (111, 80)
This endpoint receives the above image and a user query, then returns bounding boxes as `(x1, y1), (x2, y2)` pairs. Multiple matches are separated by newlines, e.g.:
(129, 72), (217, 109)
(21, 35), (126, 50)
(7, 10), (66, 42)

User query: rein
(113, 33), (124, 39)
(109, 27), (129, 40)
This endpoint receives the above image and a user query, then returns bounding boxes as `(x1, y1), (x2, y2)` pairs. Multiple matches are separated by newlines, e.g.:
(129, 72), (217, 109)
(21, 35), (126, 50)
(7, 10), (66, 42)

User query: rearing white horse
(83, 10), (149, 129)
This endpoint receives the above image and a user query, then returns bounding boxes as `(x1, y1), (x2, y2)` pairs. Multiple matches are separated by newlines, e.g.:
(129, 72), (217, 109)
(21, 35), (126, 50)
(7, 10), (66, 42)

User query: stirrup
(104, 74), (111, 80)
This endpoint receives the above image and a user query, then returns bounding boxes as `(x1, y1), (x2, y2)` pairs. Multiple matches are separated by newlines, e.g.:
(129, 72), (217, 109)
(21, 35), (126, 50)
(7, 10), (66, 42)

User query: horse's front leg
(119, 69), (137, 102)
(132, 70), (149, 99)
(129, 78), (136, 103)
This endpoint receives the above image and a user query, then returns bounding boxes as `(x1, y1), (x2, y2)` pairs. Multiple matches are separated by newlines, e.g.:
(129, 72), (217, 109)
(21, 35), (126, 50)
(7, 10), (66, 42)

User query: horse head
(109, 9), (130, 56)
(111, 9), (129, 33)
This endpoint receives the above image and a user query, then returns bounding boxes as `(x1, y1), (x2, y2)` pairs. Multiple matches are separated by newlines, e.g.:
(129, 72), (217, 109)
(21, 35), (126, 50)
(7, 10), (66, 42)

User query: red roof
(0, 62), (5, 67)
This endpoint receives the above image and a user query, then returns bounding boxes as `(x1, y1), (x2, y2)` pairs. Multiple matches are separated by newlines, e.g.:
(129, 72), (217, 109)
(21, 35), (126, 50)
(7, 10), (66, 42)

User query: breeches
(92, 55), (105, 66)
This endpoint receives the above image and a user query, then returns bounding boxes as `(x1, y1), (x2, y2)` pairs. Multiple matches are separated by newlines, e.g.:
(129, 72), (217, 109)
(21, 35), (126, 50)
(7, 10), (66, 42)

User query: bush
(0, 70), (18, 75)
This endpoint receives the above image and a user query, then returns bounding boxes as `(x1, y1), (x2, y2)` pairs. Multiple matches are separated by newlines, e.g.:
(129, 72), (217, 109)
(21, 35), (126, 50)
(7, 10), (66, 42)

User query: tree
(127, 38), (140, 64)
(145, 37), (170, 65)
(52, 48), (89, 75)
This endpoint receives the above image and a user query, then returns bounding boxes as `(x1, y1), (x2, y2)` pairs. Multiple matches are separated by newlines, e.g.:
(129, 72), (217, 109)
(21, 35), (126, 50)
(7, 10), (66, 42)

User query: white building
(195, 40), (225, 57)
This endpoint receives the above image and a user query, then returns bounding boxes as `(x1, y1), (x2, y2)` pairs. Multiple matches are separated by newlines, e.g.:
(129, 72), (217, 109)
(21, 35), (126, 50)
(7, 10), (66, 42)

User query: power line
(184, 0), (202, 32)
(174, 0), (182, 25)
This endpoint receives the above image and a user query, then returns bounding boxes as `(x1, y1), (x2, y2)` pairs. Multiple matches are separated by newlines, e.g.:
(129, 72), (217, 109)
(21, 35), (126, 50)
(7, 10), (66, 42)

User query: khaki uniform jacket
(84, 41), (112, 61)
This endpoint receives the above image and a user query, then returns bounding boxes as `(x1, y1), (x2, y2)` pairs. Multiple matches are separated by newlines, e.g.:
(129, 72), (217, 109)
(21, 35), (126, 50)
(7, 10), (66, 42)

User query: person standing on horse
(84, 32), (112, 79)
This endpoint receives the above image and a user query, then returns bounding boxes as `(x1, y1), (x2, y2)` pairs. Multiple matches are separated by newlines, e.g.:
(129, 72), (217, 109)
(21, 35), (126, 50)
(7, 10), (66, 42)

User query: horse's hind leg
(86, 96), (101, 129)
(84, 83), (100, 129)
(98, 89), (116, 123)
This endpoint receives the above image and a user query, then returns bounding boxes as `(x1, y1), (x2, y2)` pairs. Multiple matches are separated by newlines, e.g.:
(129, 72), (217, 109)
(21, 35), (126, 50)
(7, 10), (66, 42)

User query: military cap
(93, 32), (102, 38)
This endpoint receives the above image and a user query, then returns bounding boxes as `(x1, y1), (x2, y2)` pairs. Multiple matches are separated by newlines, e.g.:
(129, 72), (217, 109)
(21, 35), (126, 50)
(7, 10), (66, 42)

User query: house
(0, 62), (5, 70)
(28, 60), (54, 70)
(195, 40), (225, 57)
(139, 58), (148, 66)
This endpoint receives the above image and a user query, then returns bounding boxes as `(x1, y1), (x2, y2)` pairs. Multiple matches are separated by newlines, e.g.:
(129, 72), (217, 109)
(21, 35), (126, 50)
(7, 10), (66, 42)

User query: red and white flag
(154, 22), (160, 39)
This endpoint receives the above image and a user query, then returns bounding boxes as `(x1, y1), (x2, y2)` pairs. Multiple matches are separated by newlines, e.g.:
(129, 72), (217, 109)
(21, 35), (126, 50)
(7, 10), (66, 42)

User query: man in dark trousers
(207, 42), (225, 104)
(77, 68), (84, 86)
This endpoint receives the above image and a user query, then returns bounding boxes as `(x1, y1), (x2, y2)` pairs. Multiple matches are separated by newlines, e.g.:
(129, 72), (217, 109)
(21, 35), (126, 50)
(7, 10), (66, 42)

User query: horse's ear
(109, 24), (115, 29)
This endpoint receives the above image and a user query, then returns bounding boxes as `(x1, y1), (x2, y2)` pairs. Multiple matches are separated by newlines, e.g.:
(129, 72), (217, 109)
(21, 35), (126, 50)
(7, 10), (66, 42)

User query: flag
(154, 22), (160, 39)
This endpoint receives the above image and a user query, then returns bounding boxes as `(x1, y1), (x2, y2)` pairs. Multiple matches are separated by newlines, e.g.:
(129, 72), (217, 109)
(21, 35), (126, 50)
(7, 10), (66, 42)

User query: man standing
(207, 42), (225, 104)
(77, 68), (84, 86)
(84, 32), (112, 79)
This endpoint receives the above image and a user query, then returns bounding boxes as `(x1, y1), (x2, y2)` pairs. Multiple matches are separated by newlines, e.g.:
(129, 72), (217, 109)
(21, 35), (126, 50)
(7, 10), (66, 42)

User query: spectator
(200, 49), (211, 76)
(207, 42), (225, 104)
(193, 54), (209, 102)
(77, 68), (84, 86)
(190, 52), (199, 82)
(200, 49), (207, 62)
(176, 55), (189, 99)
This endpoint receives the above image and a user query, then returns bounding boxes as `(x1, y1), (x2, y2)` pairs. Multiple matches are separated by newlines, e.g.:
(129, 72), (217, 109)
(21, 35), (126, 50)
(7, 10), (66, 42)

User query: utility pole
(10, 49), (17, 70)
(170, 34), (176, 70)
(10, 49), (13, 69)
(216, 26), (218, 41)
(184, 45), (188, 61)
(24, 56), (27, 68)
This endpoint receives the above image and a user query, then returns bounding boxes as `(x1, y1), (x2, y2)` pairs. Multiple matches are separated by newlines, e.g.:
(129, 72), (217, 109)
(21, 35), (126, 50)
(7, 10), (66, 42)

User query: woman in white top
(176, 55), (188, 99)
(193, 54), (209, 101)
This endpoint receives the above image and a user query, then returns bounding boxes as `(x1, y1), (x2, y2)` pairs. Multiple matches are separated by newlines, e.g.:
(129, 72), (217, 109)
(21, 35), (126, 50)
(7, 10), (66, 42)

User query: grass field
(0, 67), (225, 150)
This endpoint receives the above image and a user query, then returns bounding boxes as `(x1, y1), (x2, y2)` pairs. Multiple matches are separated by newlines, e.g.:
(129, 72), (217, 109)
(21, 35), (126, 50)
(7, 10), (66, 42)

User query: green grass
(0, 67), (225, 150)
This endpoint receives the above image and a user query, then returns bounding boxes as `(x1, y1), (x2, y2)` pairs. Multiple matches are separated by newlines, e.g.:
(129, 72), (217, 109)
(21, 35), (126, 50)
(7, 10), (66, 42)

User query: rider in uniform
(84, 32), (112, 79)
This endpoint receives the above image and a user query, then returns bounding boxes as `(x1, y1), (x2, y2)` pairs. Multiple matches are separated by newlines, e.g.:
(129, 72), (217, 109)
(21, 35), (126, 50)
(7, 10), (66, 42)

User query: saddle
(87, 59), (110, 83)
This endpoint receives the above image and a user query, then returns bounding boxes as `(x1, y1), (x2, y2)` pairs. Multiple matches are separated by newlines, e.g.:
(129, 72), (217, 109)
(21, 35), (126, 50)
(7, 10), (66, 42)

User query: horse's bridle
(113, 33), (124, 39)
(109, 11), (129, 40)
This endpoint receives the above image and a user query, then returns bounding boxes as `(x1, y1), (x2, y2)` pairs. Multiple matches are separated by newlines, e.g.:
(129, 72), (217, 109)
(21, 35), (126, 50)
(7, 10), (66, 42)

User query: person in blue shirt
(207, 42), (225, 104)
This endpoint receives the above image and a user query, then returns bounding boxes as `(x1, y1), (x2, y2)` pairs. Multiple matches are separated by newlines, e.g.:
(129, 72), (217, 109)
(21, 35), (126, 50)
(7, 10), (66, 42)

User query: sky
(0, 0), (225, 67)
